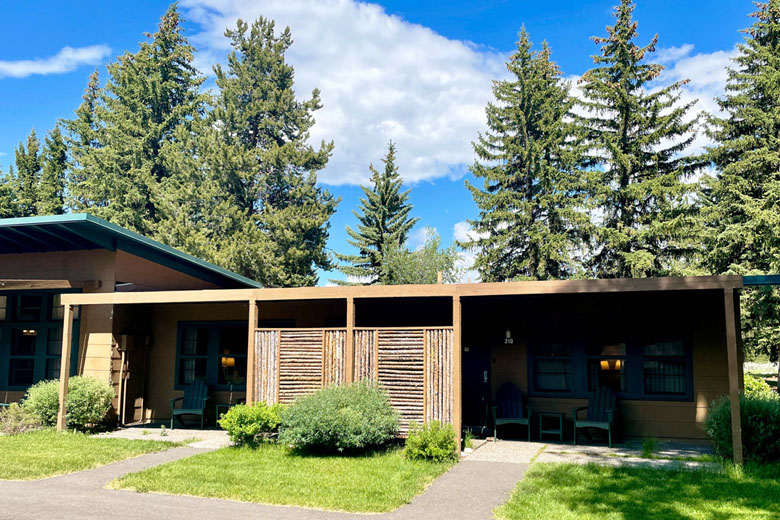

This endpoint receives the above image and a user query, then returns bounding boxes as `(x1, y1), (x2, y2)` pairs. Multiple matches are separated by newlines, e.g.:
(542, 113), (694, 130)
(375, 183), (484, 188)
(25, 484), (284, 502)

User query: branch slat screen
(254, 327), (453, 433)
(278, 330), (325, 404)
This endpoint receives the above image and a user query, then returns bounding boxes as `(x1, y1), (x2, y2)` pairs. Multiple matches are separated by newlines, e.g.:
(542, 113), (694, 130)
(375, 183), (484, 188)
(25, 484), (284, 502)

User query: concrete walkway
(0, 443), (528, 520)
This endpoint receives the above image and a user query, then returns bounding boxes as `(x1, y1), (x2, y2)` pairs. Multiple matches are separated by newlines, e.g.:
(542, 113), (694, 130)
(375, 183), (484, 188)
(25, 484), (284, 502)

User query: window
(0, 290), (80, 390)
(643, 341), (686, 396)
(178, 327), (209, 386)
(176, 322), (248, 389)
(586, 342), (626, 392)
(528, 338), (692, 401)
(532, 342), (573, 393)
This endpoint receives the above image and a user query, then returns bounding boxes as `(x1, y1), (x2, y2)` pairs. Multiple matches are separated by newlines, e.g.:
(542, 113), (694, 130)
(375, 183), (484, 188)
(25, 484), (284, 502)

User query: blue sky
(0, 1), (755, 284)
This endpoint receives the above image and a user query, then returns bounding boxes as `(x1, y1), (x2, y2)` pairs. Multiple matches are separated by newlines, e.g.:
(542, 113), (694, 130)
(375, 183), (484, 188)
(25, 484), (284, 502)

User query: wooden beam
(724, 288), (744, 464)
(246, 299), (258, 404)
(452, 295), (462, 454)
(60, 275), (745, 308)
(56, 304), (75, 431)
(0, 279), (101, 290)
(345, 297), (355, 383)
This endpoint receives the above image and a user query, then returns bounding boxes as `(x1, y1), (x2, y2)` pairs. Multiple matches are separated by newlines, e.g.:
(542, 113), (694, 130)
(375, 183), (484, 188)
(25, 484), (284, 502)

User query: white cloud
(181, 0), (506, 186)
(0, 45), (111, 79)
(453, 220), (482, 283)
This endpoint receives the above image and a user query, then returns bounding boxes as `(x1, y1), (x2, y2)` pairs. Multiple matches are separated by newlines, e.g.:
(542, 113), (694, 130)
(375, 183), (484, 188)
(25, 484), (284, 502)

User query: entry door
(462, 344), (491, 428)
(121, 336), (148, 424)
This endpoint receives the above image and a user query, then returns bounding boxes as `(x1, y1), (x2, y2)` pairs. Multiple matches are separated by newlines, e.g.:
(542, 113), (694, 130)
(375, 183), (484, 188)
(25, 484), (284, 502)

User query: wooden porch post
(724, 288), (743, 464)
(453, 295), (462, 452)
(246, 299), (258, 404)
(346, 297), (355, 383)
(56, 304), (75, 431)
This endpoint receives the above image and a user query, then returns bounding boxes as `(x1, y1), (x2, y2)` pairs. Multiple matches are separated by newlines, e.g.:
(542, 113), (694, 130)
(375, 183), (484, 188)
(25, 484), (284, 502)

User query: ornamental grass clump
(706, 394), (780, 463)
(279, 381), (398, 453)
(0, 403), (42, 435)
(404, 421), (458, 462)
(218, 402), (284, 447)
(23, 376), (114, 432)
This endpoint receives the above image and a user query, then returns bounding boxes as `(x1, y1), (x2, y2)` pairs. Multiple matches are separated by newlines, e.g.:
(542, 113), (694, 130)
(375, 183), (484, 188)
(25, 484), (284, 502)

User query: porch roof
(60, 274), (743, 307)
(0, 213), (261, 289)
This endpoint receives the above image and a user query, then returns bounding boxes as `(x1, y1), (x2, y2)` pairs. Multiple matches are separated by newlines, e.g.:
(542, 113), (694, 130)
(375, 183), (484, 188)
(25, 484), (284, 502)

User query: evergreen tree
(13, 130), (41, 217)
(701, 0), (780, 377)
(206, 17), (338, 287)
(334, 141), (418, 285)
(461, 28), (587, 282)
(37, 127), (66, 215)
(579, 0), (703, 278)
(63, 70), (102, 212)
(66, 3), (206, 235)
(0, 167), (18, 218)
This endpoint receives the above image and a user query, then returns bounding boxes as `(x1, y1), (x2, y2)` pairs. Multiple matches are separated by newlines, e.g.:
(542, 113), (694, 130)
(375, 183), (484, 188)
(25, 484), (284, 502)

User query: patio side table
(539, 412), (565, 441)
(215, 403), (232, 421)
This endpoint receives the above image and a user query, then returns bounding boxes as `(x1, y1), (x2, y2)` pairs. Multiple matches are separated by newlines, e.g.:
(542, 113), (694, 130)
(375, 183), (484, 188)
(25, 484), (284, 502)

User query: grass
(495, 462), (780, 520)
(113, 443), (453, 513)
(0, 429), (179, 480)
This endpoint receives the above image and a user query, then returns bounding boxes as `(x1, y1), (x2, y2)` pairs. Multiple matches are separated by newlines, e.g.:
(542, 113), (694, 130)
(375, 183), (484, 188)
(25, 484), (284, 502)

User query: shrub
(218, 402), (284, 447)
(706, 394), (780, 463)
(23, 379), (60, 426)
(0, 403), (43, 435)
(279, 381), (398, 452)
(23, 376), (114, 431)
(744, 374), (778, 400)
(404, 421), (458, 462)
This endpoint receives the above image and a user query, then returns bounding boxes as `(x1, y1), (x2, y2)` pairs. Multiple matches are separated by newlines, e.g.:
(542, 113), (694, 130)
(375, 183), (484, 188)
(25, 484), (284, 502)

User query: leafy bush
(218, 402), (284, 447)
(23, 379), (60, 426)
(0, 403), (42, 435)
(23, 376), (114, 431)
(744, 374), (778, 400)
(279, 381), (398, 453)
(706, 394), (780, 462)
(404, 421), (458, 462)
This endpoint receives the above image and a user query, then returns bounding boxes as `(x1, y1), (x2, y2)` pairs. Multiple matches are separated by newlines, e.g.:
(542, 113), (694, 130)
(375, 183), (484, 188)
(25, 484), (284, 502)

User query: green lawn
(0, 430), (178, 480)
(112, 443), (453, 513)
(495, 463), (780, 520)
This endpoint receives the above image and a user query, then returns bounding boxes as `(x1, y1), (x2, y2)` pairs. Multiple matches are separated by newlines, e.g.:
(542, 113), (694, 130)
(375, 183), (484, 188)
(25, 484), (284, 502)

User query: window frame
(528, 337), (694, 402)
(174, 321), (249, 391)
(0, 290), (80, 391)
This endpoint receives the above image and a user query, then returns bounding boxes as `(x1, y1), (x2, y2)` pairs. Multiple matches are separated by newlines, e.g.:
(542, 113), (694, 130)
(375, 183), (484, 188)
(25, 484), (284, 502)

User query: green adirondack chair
(492, 383), (532, 441)
(572, 385), (617, 448)
(170, 379), (210, 429)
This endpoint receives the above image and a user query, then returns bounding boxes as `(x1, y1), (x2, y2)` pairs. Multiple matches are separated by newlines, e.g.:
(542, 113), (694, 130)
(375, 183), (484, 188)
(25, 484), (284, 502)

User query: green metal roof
(743, 275), (780, 286)
(0, 213), (261, 288)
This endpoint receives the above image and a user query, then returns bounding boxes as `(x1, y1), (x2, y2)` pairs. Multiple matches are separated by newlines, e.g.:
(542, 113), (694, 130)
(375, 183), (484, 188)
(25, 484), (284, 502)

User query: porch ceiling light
(22, 329), (37, 336)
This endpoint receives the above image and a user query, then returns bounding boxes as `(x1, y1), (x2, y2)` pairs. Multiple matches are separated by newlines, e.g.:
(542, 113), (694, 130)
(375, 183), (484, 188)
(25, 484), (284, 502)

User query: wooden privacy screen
(254, 327), (454, 432)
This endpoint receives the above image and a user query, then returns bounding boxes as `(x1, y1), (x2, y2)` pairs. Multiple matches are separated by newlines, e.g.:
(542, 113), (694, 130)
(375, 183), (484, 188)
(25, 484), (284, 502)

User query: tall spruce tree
(64, 70), (102, 212)
(37, 127), (66, 215)
(579, 0), (703, 278)
(334, 141), (418, 285)
(206, 17), (338, 287)
(67, 3), (206, 235)
(461, 28), (587, 281)
(13, 130), (42, 217)
(702, 0), (780, 378)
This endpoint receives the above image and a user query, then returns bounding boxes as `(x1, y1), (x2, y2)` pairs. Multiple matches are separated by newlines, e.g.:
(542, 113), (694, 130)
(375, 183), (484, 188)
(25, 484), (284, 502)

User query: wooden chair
(572, 386), (617, 448)
(492, 383), (532, 442)
(170, 379), (210, 429)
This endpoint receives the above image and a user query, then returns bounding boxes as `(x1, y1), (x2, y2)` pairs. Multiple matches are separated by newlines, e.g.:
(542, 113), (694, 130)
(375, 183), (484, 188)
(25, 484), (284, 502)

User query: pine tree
(13, 130), (41, 217)
(207, 17), (338, 287)
(579, 0), (703, 278)
(37, 127), (66, 215)
(461, 28), (587, 282)
(701, 0), (780, 378)
(334, 141), (418, 285)
(66, 4), (206, 235)
(0, 167), (18, 218)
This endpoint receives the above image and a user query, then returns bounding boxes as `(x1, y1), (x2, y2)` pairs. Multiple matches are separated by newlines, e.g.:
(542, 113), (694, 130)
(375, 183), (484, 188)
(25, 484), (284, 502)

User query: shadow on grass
(500, 463), (780, 520)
